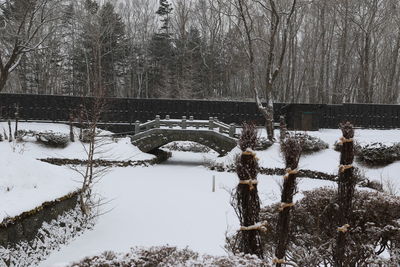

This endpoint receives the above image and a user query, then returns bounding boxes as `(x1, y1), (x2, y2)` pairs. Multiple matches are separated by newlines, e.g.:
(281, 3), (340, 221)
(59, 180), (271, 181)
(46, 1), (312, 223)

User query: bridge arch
(131, 128), (237, 156)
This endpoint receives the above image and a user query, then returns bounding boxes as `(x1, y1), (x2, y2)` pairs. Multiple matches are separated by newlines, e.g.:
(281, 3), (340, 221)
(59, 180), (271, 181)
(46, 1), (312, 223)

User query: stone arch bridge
(130, 115), (238, 156)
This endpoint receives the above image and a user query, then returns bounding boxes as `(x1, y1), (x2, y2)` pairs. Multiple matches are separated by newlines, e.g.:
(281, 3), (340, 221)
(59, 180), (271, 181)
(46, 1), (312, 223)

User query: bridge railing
(133, 115), (237, 138)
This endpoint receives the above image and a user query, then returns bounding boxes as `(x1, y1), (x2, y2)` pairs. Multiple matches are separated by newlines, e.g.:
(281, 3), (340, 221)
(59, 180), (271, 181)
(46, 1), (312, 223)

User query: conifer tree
(156, 0), (173, 35)
(148, 0), (174, 98)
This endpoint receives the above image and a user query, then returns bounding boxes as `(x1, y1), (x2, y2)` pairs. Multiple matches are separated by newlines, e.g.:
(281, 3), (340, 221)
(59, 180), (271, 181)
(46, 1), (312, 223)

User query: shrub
(333, 140), (361, 153)
(357, 142), (400, 166)
(255, 137), (273, 151)
(162, 141), (211, 153)
(36, 131), (70, 148)
(16, 129), (37, 141)
(67, 246), (271, 267)
(0, 133), (2, 141)
(226, 187), (400, 266)
(295, 133), (328, 153)
(80, 129), (101, 143)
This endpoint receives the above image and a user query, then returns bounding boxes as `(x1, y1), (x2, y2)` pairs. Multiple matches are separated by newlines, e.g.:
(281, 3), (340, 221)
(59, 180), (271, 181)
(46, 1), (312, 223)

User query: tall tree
(0, 0), (62, 92)
(148, 0), (174, 98)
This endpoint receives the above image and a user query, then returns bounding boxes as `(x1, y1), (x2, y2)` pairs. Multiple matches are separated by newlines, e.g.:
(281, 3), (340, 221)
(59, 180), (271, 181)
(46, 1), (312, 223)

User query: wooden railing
(133, 115), (237, 138)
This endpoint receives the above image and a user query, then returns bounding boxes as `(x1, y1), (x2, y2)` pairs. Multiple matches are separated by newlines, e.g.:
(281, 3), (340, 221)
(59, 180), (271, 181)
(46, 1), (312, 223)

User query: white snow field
(0, 122), (399, 266)
(0, 122), (154, 223)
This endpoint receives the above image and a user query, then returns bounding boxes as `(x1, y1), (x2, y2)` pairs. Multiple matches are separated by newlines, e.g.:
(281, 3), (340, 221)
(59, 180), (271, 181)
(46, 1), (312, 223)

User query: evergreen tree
(148, 0), (174, 98)
(72, 1), (126, 96)
(156, 0), (173, 35)
(98, 2), (126, 96)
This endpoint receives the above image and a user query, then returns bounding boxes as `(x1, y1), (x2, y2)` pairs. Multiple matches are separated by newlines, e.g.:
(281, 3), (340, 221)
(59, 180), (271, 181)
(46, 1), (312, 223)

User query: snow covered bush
(295, 133), (328, 153)
(226, 187), (400, 266)
(80, 129), (95, 143)
(0, 133), (3, 141)
(16, 130), (70, 148)
(333, 140), (361, 152)
(15, 129), (37, 141)
(67, 246), (271, 267)
(357, 142), (400, 166)
(0, 205), (95, 267)
(255, 137), (273, 151)
(162, 141), (211, 153)
(36, 131), (70, 148)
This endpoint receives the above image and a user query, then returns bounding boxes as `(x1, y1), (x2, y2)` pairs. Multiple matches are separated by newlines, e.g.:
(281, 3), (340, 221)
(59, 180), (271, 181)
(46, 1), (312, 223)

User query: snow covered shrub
(67, 246), (271, 267)
(80, 128), (101, 143)
(255, 137), (273, 151)
(36, 131), (69, 148)
(80, 129), (92, 143)
(333, 140), (361, 152)
(228, 188), (400, 266)
(0, 133), (2, 141)
(0, 205), (95, 267)
(162, 141), (211, 153)
(357, 142), (400, 166)
(15, 129), (37, 141)
(295, 133), (328, 153)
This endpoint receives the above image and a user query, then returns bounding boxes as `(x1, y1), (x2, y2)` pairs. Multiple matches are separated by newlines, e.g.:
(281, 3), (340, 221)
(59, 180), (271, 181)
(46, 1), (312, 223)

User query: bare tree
(0, 0), (62, 92)
(233, 0), (297, 141)
(75, 2), (108, 215)
(257, 0), (297, 141)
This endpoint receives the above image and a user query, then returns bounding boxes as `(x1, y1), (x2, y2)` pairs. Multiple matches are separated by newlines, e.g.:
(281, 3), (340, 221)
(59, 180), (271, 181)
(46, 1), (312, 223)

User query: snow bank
(0, 122), (154, 161)
(216, 128), (400, 191)
(0, 122), (154, 223)
(0, 152), (78, 223)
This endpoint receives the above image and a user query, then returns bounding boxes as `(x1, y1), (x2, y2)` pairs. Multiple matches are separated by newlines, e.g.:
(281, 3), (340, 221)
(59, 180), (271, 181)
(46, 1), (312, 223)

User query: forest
(1, 0), (400, 104)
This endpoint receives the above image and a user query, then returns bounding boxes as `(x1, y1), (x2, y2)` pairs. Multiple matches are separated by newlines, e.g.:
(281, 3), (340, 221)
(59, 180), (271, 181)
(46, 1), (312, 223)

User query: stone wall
(0, 191), (79, 248)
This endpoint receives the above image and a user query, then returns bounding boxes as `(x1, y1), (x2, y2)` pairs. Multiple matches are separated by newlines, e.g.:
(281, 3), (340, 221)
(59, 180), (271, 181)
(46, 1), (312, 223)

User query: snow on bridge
(130, 115), (238, 156)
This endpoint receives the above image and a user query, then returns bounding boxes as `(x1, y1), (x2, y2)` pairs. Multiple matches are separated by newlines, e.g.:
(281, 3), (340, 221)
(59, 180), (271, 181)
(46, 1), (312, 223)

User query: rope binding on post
(338, 137), (353, 145)
(339, 164), (353, 173)
(283, 168), (299, 179)
(272, 258), (286, 264)
(239, 179), (258, 190)
(278, 202), (295, 211)
(337, 224), (350, 233)
(242, 149), (259, 160)
(239, 221), (268, 232)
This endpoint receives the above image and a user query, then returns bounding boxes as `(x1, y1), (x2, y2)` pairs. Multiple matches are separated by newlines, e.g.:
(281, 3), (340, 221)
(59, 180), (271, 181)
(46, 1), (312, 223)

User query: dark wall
(0, 193), (79, 248)
(1, 93), (400, 129)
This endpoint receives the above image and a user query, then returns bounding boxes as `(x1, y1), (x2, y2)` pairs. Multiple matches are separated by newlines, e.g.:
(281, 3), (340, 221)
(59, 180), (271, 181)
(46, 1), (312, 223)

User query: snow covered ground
(0, 122), (154, 223)
(218, 128), (400, 190)
(39, 152), (336, 267)
(0, 152), (77, 222)
(1, 122), (399, 266)
(0, 122), (154, 161)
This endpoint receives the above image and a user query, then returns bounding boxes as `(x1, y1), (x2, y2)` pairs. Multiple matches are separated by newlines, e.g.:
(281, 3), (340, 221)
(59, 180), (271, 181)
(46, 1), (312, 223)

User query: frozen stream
(39, 151), (335, 267)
